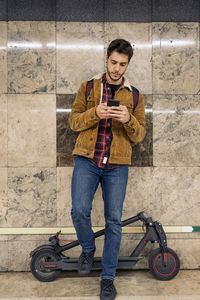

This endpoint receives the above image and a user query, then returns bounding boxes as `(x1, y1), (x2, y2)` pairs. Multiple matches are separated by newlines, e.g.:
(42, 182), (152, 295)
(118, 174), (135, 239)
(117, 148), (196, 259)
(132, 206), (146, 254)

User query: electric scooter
(30, 211), (180, 282)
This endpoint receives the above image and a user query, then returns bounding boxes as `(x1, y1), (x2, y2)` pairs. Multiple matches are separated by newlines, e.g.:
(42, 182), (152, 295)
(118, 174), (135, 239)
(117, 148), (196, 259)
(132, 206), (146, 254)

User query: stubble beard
(107, 68), (124, 83)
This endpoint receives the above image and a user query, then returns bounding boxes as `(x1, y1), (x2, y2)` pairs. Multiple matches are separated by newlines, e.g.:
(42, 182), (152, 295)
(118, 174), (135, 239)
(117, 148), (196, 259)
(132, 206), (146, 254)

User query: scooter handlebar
(137, 211), (153, 225)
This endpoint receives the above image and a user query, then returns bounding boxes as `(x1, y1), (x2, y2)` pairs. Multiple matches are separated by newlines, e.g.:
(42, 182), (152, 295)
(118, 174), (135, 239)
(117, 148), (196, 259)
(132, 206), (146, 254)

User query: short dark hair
(107, 39), (133, 62)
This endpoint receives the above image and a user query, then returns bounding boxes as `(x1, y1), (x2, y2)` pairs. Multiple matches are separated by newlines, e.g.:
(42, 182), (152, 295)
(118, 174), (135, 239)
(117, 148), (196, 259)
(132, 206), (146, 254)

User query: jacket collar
(92, 73), (132, 91)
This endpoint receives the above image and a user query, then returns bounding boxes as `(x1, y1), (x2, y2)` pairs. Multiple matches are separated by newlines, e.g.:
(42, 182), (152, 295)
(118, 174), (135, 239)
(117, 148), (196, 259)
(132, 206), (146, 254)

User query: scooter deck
(42, 256), (142, 271)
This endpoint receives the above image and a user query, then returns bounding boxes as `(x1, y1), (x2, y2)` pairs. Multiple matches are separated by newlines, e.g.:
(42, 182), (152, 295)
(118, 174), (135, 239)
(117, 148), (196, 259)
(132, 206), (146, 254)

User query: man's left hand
(107, 105), (131, 123)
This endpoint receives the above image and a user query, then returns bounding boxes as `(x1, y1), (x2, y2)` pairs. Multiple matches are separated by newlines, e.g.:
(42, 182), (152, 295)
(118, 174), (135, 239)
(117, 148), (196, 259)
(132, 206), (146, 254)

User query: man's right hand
(95, 103), (111, 119)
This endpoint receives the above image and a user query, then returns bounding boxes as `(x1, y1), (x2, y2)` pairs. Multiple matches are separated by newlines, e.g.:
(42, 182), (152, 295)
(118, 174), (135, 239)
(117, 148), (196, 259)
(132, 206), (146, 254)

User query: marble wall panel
(0, 19), (199, 273)
(123, 167), (155, 220)
(8, 94), (56, 167)
(2, 234), (200, 271)
(0, 94), (7, 166)
(0, 168), (7, 227)
(56, 167), (154, 227)
(57, 166), (200, 227)
(8, 240), (42, 271)
(153, 95), (200, 167)
(171, 238), (200, 269)
(0, 242), (9, 271)
(132, 95), (153, 166)
(104, 23), (152, 95)
(7, 168), (57, 227)
(57, 167), (73, 227)
(152, 23), (199, 94)
(0, 22), (7, 93)
(56, 22), (104, 94)
(57, 167), (105, 227)
(153, 167), (200, 226)
(56, 94), (78, 167)
(56, 94), (152, 167)
(7, 21), (56, 93)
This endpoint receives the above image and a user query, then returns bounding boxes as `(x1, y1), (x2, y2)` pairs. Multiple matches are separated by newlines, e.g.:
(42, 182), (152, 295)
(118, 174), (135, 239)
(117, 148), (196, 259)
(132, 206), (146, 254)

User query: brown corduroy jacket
(69, 73), (146, 165)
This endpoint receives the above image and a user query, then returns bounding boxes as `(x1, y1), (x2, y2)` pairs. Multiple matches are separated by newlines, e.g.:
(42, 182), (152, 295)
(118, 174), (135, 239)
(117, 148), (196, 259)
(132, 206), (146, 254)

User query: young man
(69, 39), (146, 300)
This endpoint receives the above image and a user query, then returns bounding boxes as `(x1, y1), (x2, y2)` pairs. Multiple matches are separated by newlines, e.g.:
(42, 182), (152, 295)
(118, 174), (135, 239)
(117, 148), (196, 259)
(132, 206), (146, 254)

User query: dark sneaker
(100, 279), (117, 300)
(78, 247), (95, 276)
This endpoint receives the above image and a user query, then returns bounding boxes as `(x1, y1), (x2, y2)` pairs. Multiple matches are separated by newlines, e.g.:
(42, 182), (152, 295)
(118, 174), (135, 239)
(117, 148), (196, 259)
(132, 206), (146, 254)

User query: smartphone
(107, 99), (120, 107)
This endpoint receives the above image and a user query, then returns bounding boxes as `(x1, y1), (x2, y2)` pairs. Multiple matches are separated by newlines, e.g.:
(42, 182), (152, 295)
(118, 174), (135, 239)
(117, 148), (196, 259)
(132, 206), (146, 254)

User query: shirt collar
(101, 73), (124, 87)
(92, 73), (132, 91)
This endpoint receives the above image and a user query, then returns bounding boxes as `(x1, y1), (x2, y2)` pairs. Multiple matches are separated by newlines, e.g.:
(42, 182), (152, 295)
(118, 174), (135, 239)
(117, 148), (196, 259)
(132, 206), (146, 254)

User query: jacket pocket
(75, 129), (94, 149)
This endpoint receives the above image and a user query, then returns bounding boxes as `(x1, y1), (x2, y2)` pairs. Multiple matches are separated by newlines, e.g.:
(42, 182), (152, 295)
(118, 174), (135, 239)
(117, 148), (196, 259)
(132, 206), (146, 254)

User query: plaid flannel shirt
(90, 74), (124, 169)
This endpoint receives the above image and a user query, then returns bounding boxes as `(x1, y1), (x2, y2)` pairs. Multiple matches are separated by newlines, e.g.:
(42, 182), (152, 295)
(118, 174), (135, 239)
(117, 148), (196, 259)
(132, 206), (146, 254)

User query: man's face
(106, 51), (129, 84)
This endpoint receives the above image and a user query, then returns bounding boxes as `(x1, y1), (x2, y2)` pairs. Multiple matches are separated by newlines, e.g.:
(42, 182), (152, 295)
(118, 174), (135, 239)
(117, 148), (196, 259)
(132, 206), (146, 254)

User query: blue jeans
(71, 156), (128, 281)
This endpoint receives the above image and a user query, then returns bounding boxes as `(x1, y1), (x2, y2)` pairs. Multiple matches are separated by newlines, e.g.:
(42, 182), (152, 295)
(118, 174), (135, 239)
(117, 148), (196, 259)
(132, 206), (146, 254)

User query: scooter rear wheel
(149, 247), (180, 281)
(30, 248), (61, 282)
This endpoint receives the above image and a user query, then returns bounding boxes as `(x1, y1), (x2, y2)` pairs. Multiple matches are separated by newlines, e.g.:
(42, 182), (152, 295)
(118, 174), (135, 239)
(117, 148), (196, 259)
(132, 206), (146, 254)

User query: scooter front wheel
(30, 248), (61, 282)
(149, 247), (180, 281)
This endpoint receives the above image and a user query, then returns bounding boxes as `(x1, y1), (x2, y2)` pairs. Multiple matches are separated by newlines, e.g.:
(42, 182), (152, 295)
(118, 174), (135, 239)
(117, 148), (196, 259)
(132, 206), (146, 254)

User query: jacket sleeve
(68, 81), (100, 132)
(123, 93), (146, 144)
